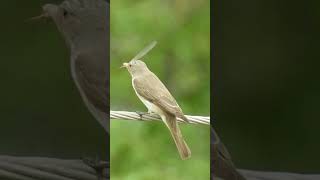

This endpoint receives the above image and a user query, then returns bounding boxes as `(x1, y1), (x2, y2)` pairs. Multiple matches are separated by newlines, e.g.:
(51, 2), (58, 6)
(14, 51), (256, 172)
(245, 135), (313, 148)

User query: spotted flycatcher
(121, 41), (191, 159)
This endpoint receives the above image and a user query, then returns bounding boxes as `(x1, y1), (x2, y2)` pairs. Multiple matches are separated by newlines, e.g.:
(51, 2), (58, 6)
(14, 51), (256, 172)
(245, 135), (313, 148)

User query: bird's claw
(135, 111), (147, 120)
(135, 111), (157, 120)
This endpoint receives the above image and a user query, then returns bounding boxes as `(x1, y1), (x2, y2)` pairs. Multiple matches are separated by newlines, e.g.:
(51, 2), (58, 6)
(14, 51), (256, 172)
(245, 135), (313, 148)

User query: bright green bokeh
(110, 0), (210, 179)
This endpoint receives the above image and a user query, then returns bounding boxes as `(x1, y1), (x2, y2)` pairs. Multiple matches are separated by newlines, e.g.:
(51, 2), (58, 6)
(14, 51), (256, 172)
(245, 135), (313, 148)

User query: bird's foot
(135, 111), (156, 120)
(135, 111), (148, 120)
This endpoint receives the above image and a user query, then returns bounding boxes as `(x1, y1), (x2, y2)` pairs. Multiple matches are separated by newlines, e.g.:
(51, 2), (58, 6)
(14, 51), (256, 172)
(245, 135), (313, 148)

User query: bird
(121, 41), (191, 160)
(38, 0), (110, 132)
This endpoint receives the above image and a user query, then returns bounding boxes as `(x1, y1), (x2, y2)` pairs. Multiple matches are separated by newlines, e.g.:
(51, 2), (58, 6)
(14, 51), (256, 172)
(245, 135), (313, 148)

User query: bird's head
(39, 0), (108, 48)
(121, 60), (149, 77)
(120, 41), (157, 77)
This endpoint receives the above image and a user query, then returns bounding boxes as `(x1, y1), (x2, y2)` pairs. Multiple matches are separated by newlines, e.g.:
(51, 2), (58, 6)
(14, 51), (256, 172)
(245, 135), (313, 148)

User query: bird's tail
(162, 114), (191, 160)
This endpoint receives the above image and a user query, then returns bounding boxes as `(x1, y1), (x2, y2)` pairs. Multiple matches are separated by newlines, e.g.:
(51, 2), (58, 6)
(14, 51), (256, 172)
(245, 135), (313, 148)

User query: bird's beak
(25, 4), (59, 22)
(25, 13), (49, 22)
(120, 63), (129, 68)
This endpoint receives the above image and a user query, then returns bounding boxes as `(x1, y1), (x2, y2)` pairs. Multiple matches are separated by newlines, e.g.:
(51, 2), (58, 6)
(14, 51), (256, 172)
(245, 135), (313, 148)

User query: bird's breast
(132, 78), (163, 115)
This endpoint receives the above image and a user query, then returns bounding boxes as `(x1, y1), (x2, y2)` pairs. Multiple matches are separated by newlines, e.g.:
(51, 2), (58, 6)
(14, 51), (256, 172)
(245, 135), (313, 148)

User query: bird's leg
(135, 111), (148, 120)
(135, 110), (156, 120)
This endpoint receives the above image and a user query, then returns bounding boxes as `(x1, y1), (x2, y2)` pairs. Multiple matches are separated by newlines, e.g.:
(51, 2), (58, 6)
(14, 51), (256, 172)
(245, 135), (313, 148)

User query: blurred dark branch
(0, 155), (108, 180)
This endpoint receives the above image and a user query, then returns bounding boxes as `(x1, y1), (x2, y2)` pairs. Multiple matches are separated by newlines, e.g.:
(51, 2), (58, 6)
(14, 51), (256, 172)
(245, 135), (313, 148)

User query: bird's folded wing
(74, 51), (109, 113)
(133, 74), (184, 117)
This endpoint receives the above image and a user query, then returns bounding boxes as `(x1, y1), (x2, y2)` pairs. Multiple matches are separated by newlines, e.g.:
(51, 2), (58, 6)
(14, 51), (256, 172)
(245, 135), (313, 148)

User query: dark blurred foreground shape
(0, 155), (108, 180)
(41, 0), (110, 132)
(213, 0), (320, 177)
(0, 0), (109, 179)
(211, 128), (320, 180)
(211, 128), (246, 180)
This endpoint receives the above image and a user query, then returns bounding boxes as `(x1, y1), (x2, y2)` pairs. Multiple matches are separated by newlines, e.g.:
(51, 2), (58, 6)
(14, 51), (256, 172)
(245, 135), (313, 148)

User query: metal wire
(110, 110), (210, 125)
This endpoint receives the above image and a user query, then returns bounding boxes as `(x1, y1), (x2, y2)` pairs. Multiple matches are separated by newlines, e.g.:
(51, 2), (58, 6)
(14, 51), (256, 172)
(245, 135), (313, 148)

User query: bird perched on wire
(121, 41), (191, 160)
(33, 0), (110, 132)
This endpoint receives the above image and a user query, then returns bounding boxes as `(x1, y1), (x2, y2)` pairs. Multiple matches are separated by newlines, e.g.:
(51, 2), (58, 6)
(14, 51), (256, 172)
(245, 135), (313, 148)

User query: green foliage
(110, 0), (210, 179)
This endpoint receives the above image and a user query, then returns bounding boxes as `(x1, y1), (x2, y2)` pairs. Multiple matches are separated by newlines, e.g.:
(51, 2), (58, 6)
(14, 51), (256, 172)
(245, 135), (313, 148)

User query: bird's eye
(129, 64), (132, 67)
(63, 8), (69, 17)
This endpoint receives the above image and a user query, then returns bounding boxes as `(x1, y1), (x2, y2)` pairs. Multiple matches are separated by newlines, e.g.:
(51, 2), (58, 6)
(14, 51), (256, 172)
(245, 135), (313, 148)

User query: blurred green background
(214, 0), (320, 173)
(110, 0), (210, 179)
(0, 0), (107, 160)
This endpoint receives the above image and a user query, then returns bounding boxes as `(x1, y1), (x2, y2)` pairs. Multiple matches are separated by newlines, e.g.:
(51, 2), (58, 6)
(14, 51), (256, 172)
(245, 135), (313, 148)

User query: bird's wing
(73, 51), (109, 114)
(133, 73), (186, 119)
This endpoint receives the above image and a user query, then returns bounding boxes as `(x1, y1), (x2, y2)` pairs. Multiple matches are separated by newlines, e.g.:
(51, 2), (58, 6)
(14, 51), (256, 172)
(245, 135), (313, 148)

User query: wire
(110, 110), (210, 125)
